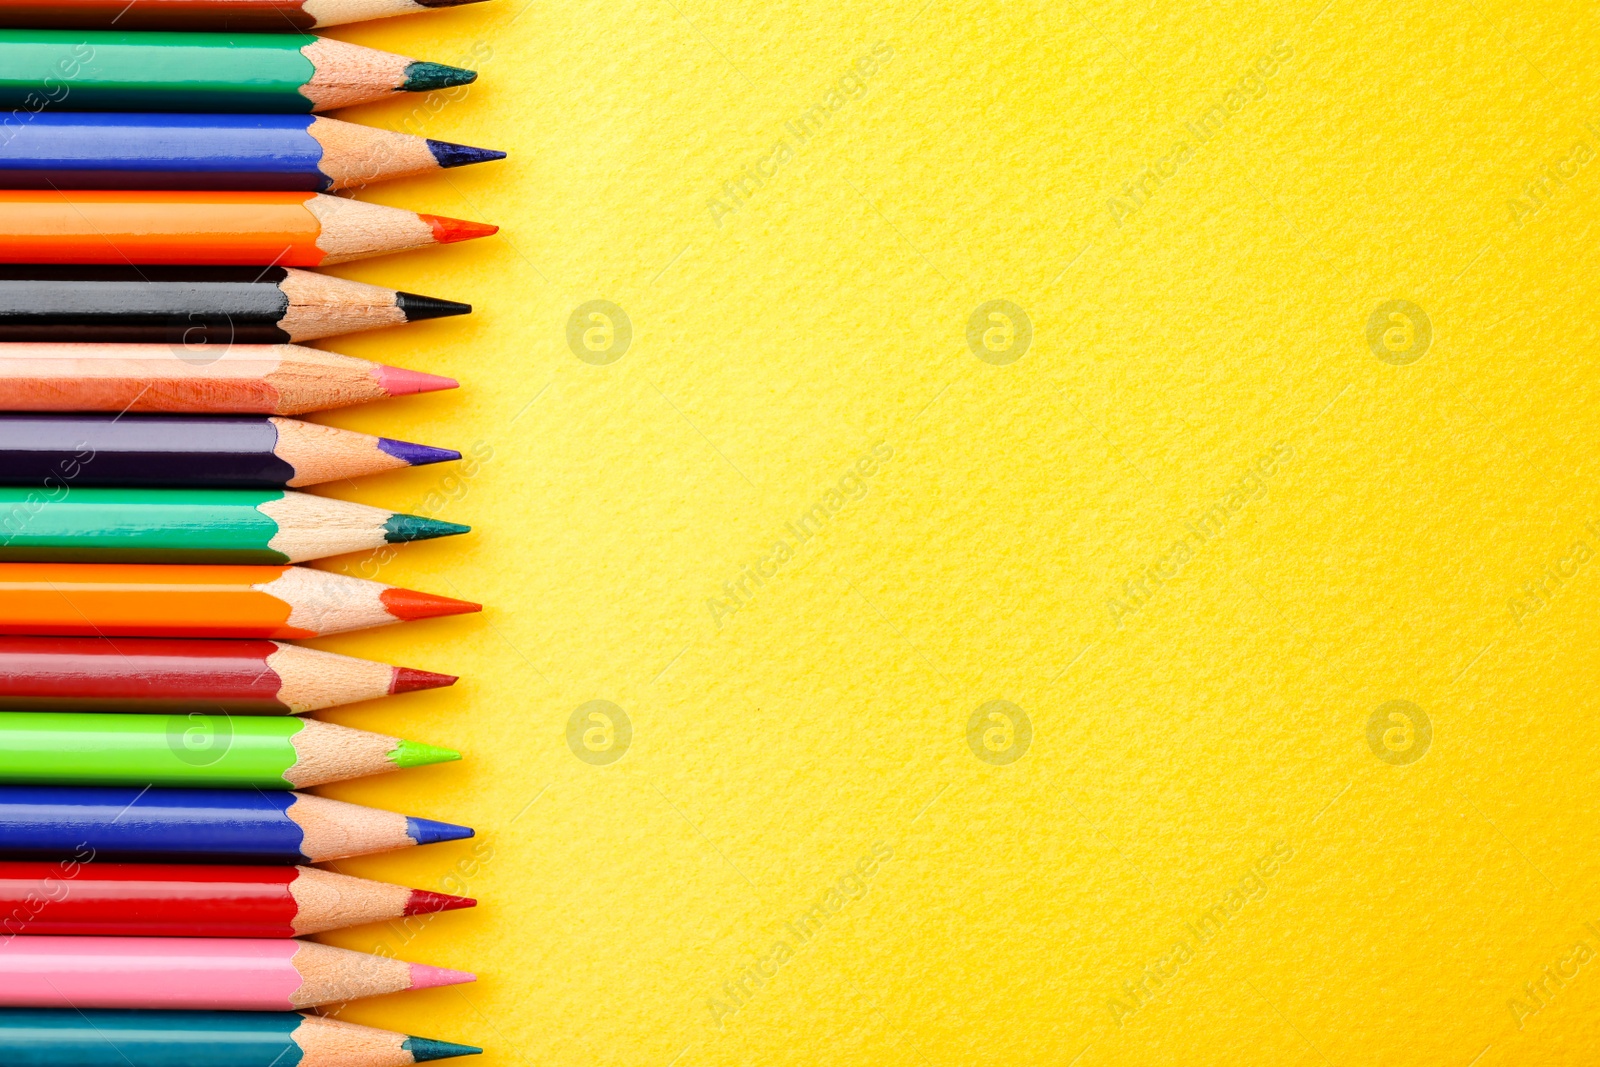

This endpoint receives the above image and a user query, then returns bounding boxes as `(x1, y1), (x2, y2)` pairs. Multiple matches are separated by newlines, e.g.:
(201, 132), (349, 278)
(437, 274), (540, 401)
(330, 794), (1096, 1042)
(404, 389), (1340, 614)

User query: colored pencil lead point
(378, 587), (481, 621)
(383, 514), (471, 544)
(416, 0), (493, 7)
(405, 889), (477, 916)
(409, 962), (477, 990)
(390, 738), (462, 769)
(391, 666), (459, 694)
(404, 1036), (485, 1062)
(426, 139), (508, 169)
(395, 291), (473, 321)
(421, 214), (500, 244)
(377, 438), (463, 468)
(374, 364), (460, 397)
(406, 815), (475, 845)
(403, 62), (478, 92)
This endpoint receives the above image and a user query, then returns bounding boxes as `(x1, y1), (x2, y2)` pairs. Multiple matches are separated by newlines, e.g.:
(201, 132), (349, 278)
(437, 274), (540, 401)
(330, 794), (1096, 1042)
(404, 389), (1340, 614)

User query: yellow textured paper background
(292, 0), (1600, 1062)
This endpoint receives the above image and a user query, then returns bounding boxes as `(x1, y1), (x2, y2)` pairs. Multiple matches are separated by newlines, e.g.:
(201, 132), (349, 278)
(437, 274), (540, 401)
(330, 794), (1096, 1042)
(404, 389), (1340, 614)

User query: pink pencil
(0, 936), (474, 1010)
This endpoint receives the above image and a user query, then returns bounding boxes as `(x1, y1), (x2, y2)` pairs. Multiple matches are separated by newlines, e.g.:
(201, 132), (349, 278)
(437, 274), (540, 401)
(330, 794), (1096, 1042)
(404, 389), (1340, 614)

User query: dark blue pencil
(0, 113), (505, 191)
(0, 786), (472, 863)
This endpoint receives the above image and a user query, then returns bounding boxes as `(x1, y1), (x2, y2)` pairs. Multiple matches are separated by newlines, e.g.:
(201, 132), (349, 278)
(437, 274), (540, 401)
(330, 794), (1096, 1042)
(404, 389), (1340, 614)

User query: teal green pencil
(0, 488), (467, 564)
(0, 712), (459, 789)
(0, 1008), (481, 1066)
(0, 30), (476, 113)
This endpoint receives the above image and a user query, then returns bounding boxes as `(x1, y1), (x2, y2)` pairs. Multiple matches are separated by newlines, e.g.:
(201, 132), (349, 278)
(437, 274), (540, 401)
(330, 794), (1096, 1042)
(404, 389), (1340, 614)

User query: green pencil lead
(403, 1036), (485, 1061)
(383, 514), (471, 544)
(403, 61), (478, 92)
(389, 739), (462, 769)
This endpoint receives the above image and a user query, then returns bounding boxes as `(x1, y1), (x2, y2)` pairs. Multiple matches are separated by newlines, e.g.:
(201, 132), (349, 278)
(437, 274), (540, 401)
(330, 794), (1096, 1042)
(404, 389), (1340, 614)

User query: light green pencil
(0, 712), (459, 789)
(0, 488), (468, 564)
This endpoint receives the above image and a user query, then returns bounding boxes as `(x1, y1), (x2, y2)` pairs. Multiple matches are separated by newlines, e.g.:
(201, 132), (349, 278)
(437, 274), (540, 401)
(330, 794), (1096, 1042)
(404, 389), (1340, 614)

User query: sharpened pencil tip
(384, 514), (471, 544)
(403, 1036), (484, 1062)
(374, 364), (459, 397)
(415, 0), (492, 7)
(390, 738), (462, 769)
(403, 61), (478, 92)
(409, 962), (477, 990)
(395, 292), (472, 321)
(379, 587), (482, 621)
(406, 815), (475, 845)
(390, 667), (459, 694)
(405, 889), (477, 916)
(378, 438), (462, 468)
(425, 139), (508, 170)
(421, 214), (499, 245)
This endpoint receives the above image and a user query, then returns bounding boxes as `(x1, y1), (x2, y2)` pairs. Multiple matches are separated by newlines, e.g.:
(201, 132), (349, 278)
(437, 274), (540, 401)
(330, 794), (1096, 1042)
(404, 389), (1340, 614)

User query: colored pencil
(0, 563), (481, 638)
(0, 266), (471, 344)
(0, 192), (496, 265)
(0, 862), (474, 937)
(0, 342), (458, 415)
(0, 414), (460, 489)
(0, 488), (470, 564)
(0, 936), (475, 1010)
(1, 0), (491, 29)
(0, 114), (506, 191)
(0, 785), (473, 862)
(0, 636), (456, 714)
(0, 1009), (482, 1066)
(0, 30), (475, 112)
(0, 712), (460, 789)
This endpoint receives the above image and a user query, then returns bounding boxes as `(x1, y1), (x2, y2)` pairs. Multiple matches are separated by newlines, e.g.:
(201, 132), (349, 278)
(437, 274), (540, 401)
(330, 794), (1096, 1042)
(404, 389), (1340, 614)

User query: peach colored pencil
(0, 342), (456, 414)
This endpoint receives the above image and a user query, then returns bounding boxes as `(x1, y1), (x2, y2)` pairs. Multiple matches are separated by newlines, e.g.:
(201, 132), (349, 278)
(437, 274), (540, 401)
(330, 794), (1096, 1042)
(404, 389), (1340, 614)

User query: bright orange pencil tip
(375, 365), (459, 397)
(380, 587), (482, 622)
(391, 667), (459, 694)
(422, 214), (499, 244)
(409, 963), (477, 990)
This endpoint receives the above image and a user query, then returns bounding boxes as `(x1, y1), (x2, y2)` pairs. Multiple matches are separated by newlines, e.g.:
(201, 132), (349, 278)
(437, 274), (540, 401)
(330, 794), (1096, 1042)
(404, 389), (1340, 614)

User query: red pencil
(0, 861), (474, 937)
(0, 636), (455, 714)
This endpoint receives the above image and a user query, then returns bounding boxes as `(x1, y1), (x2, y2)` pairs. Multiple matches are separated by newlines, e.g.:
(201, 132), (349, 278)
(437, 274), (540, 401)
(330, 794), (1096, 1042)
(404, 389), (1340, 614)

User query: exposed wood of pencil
(289, 865), (427, 935)
(284, 718), (454, 788)
(296, 1012), (479, 1067)
(278, 269), (411, 337)
(311, 117), (444, 189)
(270, 642), (451, 712)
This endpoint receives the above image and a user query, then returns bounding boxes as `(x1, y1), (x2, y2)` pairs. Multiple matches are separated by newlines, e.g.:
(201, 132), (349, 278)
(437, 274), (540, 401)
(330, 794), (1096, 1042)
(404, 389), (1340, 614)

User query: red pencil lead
(379, 587), (482, 622)
(391, 667), (459, 695)
(421, 214), (500, 245)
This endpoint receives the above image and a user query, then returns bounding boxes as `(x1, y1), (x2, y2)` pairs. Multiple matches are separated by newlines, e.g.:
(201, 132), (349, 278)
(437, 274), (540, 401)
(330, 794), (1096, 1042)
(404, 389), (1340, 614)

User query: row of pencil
(0, 2), (499, 1065)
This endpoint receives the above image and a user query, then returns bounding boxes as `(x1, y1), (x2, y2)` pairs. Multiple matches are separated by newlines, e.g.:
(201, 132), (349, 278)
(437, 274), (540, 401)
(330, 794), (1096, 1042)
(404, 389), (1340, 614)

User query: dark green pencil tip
(404, 62), (478, 92)
(403, 1036), (484, 1062)
(426, 138), (508, 170)
(384, 514), (472, 544)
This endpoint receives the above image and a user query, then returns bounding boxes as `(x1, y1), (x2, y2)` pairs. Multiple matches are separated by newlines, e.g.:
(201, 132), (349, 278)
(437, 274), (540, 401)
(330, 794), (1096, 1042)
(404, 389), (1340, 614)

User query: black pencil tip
(425, 139), (508, 170)
(403, 62), (478, 92)
(415, 0), (492, 6)
(395, 292), (472, 322)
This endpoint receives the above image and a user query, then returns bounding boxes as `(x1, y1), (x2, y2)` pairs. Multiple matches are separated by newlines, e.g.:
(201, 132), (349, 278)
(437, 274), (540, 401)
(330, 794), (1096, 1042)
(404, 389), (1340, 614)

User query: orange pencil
(0, 192), (497, 265)
(0, 563), (480, 638)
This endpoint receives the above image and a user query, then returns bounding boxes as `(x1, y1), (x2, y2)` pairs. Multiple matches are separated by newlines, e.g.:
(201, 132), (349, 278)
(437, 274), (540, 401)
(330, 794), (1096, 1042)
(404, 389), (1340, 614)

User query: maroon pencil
(0, 636), (456, 714)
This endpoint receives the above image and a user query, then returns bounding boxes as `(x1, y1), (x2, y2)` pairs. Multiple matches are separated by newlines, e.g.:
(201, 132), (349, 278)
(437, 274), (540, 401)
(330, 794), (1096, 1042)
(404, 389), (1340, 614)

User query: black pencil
(0, 267), (469, 343)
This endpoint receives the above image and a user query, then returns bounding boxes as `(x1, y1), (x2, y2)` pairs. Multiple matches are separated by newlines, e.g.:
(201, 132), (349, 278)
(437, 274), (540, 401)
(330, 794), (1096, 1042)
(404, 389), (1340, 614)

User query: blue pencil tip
(404, 1036), (484, 1062)
(407, 816), (475, 846)
(425, 139), (508, 170)
(378, 438), (463, 468)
